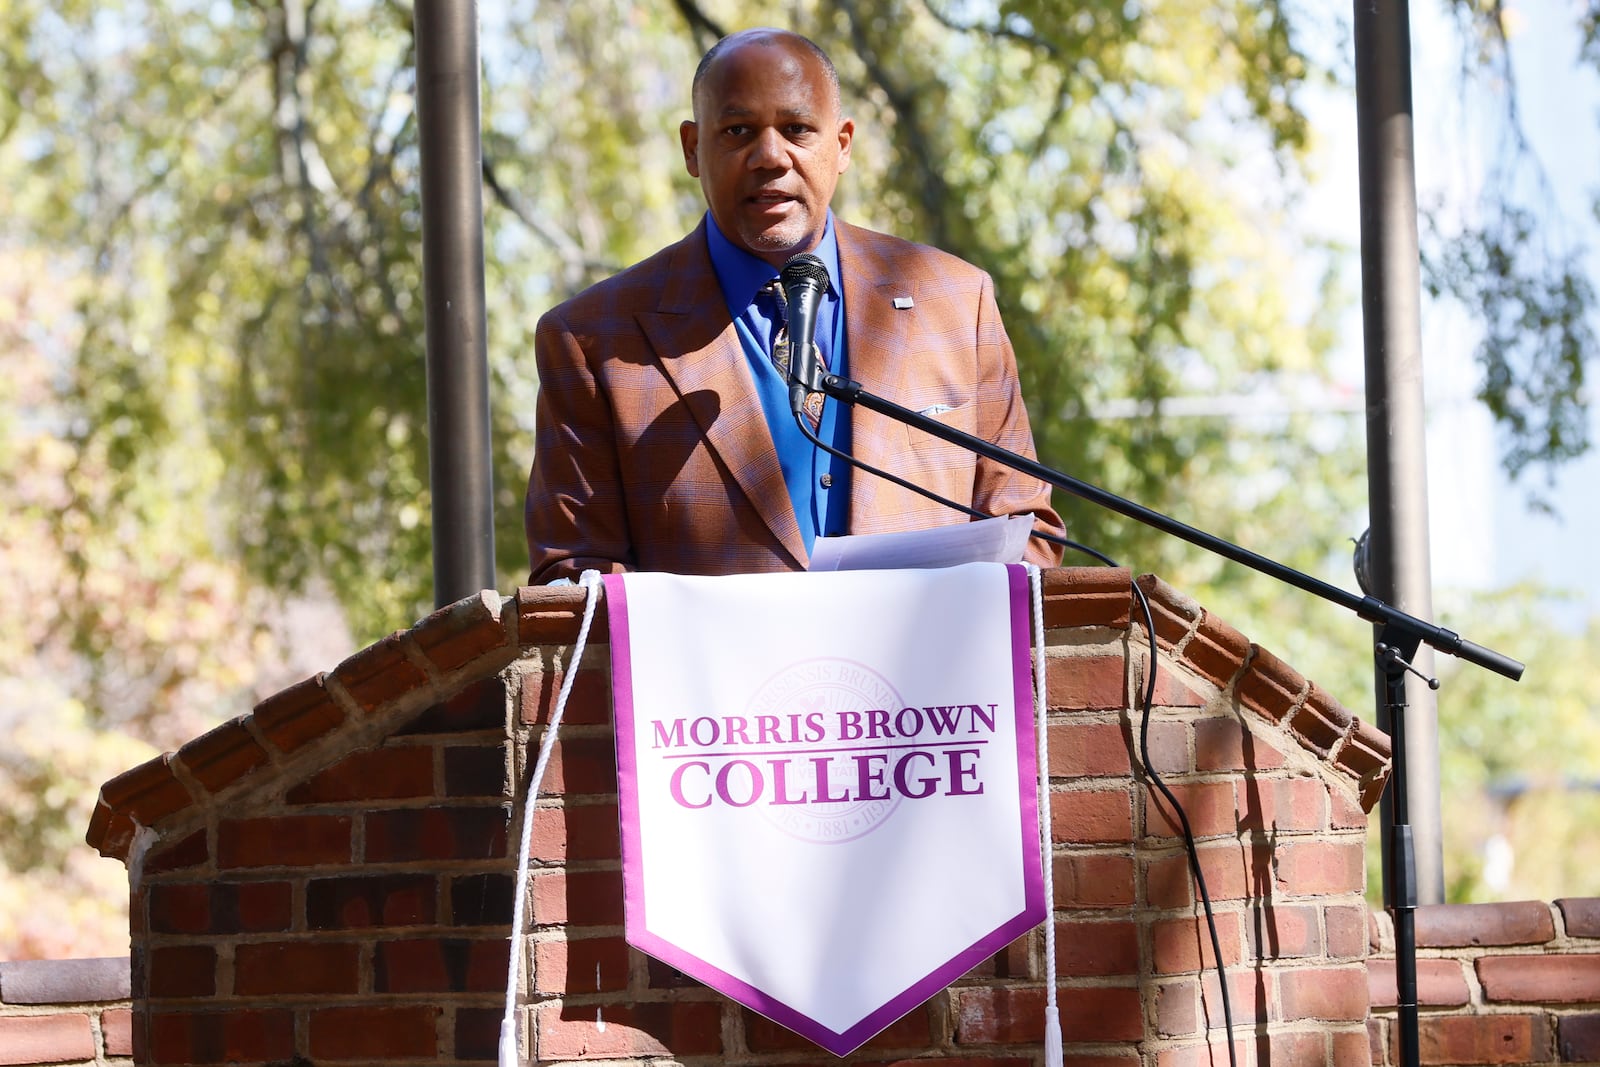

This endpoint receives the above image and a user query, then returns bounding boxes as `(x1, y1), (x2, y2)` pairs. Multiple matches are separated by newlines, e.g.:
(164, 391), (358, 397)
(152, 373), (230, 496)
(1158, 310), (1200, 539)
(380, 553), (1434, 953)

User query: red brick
(331, 631), (431, 712)
(1279, 965), (1371, 1021)
(233, 941), (361, 995)
(176, 716), (270, 795)
(1194, 717), (1285, 773)
(410, 588), (511, 672)
(217, 814), (351, 868)
(516, 583), (610, 645)
(455, 1006), (502, 1060)
(1144, 780), (1237, 839)
(1043, 566), (1132, 629)
(1055, 919), (1141, 977)
(534, 935), (631, 994)
(1326, 904), (1370, 959)
(1052, 787), (1134, 844)
(1416, 901), (1556, 948)
(306, 873), (437, 929)
(543, 737), (619, 794)
(1558, 898), (1600, 938)
(445, 743), (511, 797)
(1047, 655), (1128, 710)
(1182, 613), (1252, 688)
(1050, 722), (1135, 777)
(1274, 839), (1366, 896)
(1478, 954), (1600, 1003)
(953, 986), (1045, 1044)
(375, 937), (508, 993)
(1199, 968), (1270, 1028)
(450, 873), (515, 927)
(1245, 903), (1322, 959)
(1331, 786), (1369, 830)
(1369, 1016), (1388, 1067)
(142, 829), (207, 875)
(1155, 1036), (1254, 1067)
(1156, 979), (1199, 1037)
(1236, 777), (1327, 833)
(1288, 684), (1354, 756)
(1054, 852), (1137, 907)
(0, 1014), (94, 1066)
(1234, 645), (1307, 725)
(1558, 1014), (1600, 1062)
(253, 672), (346, 753)
(521, 665), (612, 727)
(530, 803), (620, 863)
(1134, 574), (1202, 652)
(1332, 1027), (1371, 1067)
(148, 883), (211, 934)
(287, 743), (436, 803)
(1146, 842), (1272, 909)
(531, 870), (624, 927)
(1335, 716), (1392, 790)
(85, 801), (139, 862)
(1367, 958), (1470, 1007)
(365, 805), (509, 862)
(233, 881), (294, 932)
(402, 676), (507, 733)
(147, 944), (216, 998)
(534, 1000), (722, 1058)
(102, 1007), (133, 1056)
(1153, 911), (1243, 974)
(1138, 657), (1212, 708)
(147, 1008), (294, 1064)
(100, 754), (193, 826)
(1416, 1013), (1549, 1066)
(309, 1004), (441, 1060)
(1061, 987), (1145, 1042)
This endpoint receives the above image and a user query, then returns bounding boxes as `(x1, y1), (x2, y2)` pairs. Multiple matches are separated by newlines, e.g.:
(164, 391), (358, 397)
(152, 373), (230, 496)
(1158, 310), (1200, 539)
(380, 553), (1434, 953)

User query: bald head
(691, 28), (841, 121)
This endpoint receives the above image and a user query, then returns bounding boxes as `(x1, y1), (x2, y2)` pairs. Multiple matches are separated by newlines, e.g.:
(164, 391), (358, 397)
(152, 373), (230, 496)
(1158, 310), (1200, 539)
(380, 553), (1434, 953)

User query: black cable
(794, 402), (1238, 1062)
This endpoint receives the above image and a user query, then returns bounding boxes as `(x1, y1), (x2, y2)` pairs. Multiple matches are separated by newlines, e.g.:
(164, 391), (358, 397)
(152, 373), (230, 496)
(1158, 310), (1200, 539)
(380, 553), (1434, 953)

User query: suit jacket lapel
(837, 221), (918, 531)
(638, 223), (807, 568)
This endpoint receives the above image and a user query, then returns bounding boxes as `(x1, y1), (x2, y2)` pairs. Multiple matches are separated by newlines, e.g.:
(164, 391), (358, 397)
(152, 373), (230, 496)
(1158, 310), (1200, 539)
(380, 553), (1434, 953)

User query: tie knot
(761, 277), (788, 319)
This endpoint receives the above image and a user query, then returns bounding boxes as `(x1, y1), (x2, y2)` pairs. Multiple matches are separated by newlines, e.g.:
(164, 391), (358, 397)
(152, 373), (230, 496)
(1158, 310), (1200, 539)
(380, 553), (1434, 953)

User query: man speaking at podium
(524, 28), (1064, 584)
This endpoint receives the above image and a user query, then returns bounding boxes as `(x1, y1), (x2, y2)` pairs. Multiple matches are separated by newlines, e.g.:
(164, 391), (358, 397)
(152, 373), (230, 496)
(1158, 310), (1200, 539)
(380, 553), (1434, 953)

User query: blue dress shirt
(704, 213), (852, 556)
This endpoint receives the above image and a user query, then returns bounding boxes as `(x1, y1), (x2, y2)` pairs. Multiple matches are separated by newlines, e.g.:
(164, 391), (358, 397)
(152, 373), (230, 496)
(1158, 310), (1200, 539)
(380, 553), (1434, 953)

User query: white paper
(807, 513), (1034, 572)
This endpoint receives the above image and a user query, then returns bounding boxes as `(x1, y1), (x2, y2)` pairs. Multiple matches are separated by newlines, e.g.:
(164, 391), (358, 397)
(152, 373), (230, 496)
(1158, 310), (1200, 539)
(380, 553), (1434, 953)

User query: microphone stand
(813, 369), (1524, 1067)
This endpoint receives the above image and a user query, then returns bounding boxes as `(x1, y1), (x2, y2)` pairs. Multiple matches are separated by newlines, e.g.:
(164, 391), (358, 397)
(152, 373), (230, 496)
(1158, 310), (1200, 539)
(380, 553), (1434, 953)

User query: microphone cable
(793, 407), (1239, 1066)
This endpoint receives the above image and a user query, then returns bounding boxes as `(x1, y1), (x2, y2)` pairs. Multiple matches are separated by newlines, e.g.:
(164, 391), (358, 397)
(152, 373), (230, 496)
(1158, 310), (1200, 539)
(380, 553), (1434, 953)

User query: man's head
(680, 29), (853, 269)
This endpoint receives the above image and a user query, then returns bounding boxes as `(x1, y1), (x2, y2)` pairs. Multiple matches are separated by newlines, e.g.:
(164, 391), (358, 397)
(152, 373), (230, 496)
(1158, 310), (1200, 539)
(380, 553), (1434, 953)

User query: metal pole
(416, 0), (497, 606)
(1352, 0), (1444, 906)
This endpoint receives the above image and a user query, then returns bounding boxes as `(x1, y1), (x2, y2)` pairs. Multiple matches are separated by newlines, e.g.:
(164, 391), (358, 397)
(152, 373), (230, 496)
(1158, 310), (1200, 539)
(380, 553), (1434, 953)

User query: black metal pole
(416, 0), (496, 607)
(1353, 0), (1445, 920)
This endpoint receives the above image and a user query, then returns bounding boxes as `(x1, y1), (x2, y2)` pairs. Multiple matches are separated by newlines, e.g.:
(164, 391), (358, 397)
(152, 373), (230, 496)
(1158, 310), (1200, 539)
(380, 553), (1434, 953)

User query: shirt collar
(704, 211), (841, 311)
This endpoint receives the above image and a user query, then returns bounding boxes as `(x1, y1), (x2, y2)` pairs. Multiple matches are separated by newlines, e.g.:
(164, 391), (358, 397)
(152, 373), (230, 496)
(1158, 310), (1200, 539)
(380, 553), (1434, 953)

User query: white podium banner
(604, 563), (1044, 1056)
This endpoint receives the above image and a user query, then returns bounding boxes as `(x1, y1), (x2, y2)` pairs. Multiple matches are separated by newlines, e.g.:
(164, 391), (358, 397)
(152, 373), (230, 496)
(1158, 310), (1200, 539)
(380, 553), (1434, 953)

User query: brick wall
(0, 957), (131, 1065)
(63, 568), (1455, 1066)
(1368, 900), (1600, 1066)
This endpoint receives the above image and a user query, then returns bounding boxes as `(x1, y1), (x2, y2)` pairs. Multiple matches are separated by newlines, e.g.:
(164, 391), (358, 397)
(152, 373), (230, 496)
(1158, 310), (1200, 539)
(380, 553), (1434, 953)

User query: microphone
(779, 253), (830, 419)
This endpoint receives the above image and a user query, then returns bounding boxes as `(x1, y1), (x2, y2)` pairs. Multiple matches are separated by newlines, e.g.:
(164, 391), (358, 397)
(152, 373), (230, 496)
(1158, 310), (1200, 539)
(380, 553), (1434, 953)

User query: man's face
(680, 36), (853, 269)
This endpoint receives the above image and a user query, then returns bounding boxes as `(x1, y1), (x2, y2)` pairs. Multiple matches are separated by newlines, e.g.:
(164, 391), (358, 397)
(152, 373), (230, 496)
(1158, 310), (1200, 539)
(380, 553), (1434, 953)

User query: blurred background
(2, 0), (1597, 959)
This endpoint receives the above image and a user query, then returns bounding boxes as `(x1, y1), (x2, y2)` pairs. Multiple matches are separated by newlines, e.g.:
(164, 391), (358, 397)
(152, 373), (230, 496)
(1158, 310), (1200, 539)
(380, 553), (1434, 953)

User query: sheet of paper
(807, 514), (1034, 572)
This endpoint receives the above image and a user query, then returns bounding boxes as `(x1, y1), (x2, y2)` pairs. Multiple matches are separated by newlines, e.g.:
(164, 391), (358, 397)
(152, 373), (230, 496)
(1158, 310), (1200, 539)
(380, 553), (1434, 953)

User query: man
(524, 28), (1064, 584)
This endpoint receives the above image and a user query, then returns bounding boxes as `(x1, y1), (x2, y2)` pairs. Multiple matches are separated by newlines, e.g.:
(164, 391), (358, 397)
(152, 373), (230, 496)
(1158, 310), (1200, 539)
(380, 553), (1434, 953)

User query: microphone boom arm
(817, 369), (1524, 681)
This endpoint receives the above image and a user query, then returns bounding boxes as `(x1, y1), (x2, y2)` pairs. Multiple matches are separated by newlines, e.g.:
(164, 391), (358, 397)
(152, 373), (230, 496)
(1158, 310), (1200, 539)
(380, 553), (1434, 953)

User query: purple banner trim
(604, 566), (1047, 1057)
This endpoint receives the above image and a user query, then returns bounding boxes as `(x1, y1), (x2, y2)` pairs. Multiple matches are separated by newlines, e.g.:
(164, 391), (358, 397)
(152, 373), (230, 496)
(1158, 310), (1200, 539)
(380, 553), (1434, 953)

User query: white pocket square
(917, 403), (956, 417)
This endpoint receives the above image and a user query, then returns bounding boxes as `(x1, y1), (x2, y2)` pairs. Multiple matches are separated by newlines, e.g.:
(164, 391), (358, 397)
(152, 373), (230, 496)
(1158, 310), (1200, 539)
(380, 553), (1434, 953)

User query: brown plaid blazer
(523, 218), (1065, 583)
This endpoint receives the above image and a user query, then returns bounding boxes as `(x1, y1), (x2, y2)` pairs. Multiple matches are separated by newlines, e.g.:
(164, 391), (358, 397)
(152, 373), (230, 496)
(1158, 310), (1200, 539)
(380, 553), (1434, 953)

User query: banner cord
(500, 570), (605, 1067)
(1028, 565), (1064, 1067)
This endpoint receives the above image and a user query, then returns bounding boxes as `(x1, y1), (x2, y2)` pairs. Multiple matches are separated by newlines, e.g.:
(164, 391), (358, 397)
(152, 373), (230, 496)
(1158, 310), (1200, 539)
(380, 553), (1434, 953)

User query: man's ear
(680, 120), (701, 178)
(835, 118), (854, 174)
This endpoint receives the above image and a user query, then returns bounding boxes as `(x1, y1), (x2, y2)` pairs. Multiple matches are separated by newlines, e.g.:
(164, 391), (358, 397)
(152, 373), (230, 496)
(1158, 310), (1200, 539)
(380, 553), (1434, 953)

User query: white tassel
(498, 1016), (520, 1067)
(1044, 1006), (1064, 1067)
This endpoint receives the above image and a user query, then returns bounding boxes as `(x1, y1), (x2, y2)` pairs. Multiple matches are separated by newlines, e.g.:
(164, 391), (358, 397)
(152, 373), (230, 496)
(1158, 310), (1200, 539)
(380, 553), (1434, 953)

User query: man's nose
(747, 127), (788, 169)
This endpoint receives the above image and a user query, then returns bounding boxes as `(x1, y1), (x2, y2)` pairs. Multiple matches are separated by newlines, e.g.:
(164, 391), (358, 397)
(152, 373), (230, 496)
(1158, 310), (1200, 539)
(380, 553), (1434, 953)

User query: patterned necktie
(761, 277), (825, 430)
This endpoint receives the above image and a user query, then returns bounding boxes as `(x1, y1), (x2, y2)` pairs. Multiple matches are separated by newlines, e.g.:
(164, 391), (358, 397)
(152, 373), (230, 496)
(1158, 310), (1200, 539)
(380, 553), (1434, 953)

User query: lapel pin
(892, 296), (914, 309)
